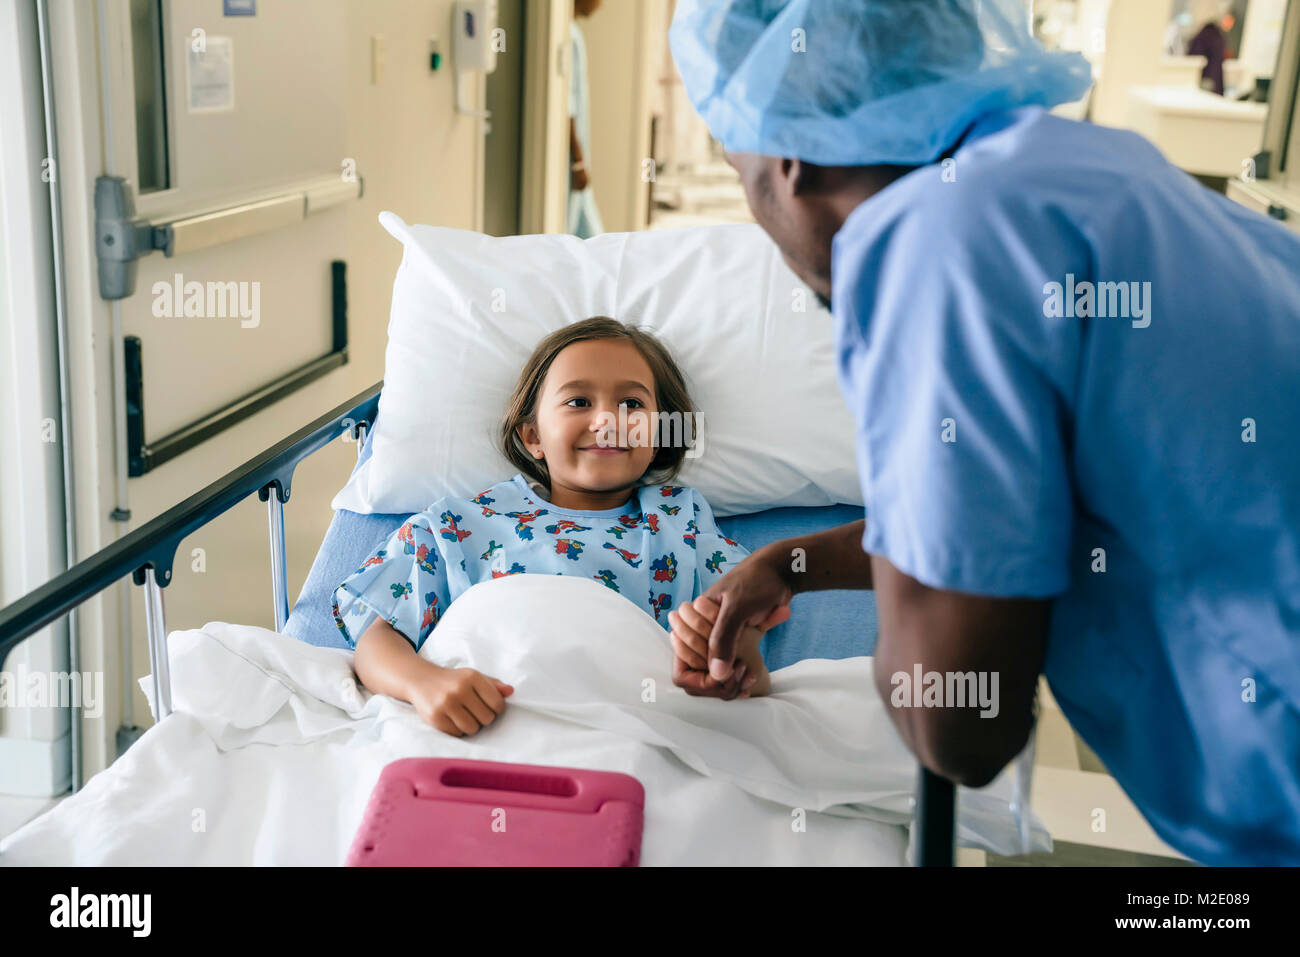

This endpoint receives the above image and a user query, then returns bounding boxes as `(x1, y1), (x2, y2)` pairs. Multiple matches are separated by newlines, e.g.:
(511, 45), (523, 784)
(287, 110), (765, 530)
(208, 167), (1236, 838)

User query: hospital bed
(0, 217), (1006, 866)
(0, 388), (960, 865)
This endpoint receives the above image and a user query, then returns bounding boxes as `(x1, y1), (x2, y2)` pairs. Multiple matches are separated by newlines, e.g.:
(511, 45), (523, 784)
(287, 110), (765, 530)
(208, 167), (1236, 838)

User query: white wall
(653, 0), (716, 172)
(1240, 0), (1289, 76)
(576, 0), (664, 233)
(1093, 0), (1177, 127)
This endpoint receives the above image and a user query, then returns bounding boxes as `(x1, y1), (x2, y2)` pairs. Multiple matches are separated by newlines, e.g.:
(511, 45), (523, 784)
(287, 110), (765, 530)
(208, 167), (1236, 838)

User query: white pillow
(331, 212), (862, 517)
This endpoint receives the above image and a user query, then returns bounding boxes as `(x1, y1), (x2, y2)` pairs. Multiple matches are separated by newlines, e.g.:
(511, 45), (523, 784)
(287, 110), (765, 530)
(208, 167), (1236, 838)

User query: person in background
(567, 0), (605, 237)
(1163, 13), (1191, 56)
(1187, 1), (1233, 95)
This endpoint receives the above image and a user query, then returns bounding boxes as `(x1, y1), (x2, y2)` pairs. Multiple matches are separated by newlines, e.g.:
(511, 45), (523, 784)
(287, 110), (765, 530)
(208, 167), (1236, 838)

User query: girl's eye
(565, 397), (645, 409)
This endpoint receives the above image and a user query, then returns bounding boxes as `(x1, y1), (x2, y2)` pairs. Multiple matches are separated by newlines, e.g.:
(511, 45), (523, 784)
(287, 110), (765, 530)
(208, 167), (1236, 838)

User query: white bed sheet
(0, 575), (1048, 865)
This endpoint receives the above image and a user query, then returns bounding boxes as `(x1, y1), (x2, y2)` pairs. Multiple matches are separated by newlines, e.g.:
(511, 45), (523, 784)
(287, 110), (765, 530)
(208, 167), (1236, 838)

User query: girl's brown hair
(500, 317), (695, 491)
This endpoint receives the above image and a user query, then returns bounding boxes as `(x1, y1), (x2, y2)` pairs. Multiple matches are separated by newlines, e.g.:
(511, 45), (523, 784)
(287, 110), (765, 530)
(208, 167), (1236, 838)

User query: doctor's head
(502, 317), (695, 499)
(723, 153), (913, 310)
(670, 0), (1092, 307)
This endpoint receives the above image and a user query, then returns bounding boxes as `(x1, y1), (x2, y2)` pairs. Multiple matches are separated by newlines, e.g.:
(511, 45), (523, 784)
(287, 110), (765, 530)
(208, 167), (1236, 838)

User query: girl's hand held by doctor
(684, 545), (796, 687)
(669, 592), (791, 699)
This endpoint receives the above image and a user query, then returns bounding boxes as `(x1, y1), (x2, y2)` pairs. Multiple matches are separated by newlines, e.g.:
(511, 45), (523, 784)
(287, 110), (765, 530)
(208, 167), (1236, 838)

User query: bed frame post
(915, 766), (956, 866)
(142, 567), (173, 721)
(267, 487), (290, 631)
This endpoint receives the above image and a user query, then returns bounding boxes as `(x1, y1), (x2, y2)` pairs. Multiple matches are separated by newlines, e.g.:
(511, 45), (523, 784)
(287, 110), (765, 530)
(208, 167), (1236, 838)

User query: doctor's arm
(870, 555), (1050, 788)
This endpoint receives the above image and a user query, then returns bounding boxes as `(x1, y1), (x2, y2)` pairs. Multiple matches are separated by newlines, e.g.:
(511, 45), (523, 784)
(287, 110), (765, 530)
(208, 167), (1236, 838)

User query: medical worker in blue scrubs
(666, 0), (1300, 865)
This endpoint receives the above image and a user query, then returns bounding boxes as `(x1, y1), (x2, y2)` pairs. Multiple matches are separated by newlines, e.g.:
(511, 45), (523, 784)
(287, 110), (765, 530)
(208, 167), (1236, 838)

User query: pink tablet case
(345, 758), (645, 867)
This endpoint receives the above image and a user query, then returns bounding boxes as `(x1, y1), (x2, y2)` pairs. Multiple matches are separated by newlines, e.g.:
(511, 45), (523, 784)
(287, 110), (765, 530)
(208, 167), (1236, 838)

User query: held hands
(408, 664), (514, 737)
(669, 598), (769, 699)
(669, 548), (795, 698)
(669, 596), (792, 699)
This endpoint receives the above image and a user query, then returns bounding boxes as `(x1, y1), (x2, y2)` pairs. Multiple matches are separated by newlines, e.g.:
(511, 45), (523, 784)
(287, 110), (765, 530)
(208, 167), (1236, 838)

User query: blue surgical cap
(669, 0), (1094, 166)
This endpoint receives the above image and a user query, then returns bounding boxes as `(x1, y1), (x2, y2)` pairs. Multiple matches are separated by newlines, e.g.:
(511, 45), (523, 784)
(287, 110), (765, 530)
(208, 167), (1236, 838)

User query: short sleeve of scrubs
(833, 187), (1077, 598)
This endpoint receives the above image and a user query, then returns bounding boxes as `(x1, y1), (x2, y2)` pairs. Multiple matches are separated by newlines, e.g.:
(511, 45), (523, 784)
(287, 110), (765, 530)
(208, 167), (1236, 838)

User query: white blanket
(0, 575), (1048, 865)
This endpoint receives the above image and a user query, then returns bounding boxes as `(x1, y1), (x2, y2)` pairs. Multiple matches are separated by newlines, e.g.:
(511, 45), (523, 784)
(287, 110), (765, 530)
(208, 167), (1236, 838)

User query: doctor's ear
(782, 158), (805, 196)
(784, 157), (825, 197)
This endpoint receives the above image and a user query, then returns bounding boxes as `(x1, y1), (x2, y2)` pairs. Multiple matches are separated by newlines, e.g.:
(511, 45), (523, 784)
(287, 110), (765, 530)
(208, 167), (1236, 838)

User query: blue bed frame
(0, 381), (957, 865)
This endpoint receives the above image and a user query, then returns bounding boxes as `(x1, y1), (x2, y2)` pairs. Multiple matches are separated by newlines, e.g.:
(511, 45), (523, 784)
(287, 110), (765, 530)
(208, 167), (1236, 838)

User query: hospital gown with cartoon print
(331, 473), (747, 651)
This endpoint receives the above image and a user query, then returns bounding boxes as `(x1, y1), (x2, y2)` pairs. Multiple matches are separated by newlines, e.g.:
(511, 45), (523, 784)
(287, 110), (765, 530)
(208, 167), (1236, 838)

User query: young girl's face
(517, 339), (659, 504)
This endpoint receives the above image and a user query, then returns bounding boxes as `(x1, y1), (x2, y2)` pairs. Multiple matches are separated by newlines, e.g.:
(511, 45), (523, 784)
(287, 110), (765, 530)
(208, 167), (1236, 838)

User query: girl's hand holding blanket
(408, 664), (515, 737)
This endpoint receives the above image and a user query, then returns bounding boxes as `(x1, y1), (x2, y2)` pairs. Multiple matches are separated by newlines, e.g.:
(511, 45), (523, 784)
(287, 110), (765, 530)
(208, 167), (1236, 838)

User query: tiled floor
(956, 679), (1189, 867)
(985, 843), (1197, 867)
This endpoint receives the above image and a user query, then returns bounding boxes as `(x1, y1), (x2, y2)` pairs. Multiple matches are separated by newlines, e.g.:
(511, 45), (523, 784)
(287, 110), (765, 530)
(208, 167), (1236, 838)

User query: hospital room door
(82, 0), (363, 782)
(99, 0), (356, 494)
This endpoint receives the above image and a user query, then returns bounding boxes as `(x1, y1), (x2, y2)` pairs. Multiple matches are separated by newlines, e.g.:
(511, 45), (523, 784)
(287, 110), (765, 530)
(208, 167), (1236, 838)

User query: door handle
(94, 174), (362, 300)
(94, 176), (171, 300)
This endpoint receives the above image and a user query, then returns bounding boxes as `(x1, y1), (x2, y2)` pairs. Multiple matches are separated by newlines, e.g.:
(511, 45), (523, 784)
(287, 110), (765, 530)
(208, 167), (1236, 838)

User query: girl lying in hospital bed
(331, 317), (786, 737)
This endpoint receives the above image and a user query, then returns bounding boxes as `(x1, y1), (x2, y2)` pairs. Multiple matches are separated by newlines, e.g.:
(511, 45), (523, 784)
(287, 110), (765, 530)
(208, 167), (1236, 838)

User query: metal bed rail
(0, 373), (955, 865)
(0, 381), (382, 716)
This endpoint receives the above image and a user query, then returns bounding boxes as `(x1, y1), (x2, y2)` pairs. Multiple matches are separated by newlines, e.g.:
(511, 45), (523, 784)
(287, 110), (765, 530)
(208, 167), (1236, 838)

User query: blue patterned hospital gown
(331, 473), (749, 651)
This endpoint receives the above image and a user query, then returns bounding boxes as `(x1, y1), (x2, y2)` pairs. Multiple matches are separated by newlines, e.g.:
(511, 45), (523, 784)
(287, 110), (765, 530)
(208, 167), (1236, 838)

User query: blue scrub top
(831, 106), (1300, 865)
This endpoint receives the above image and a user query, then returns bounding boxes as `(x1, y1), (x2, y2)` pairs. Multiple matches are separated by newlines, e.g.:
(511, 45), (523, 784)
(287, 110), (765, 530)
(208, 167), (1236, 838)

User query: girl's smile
(516, 338), (660, 511)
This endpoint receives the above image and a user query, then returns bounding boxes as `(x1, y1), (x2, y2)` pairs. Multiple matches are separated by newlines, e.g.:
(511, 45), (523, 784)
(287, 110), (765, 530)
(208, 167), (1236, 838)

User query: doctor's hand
(691, 547), (795, 685)
(669, 597), (786, 699)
